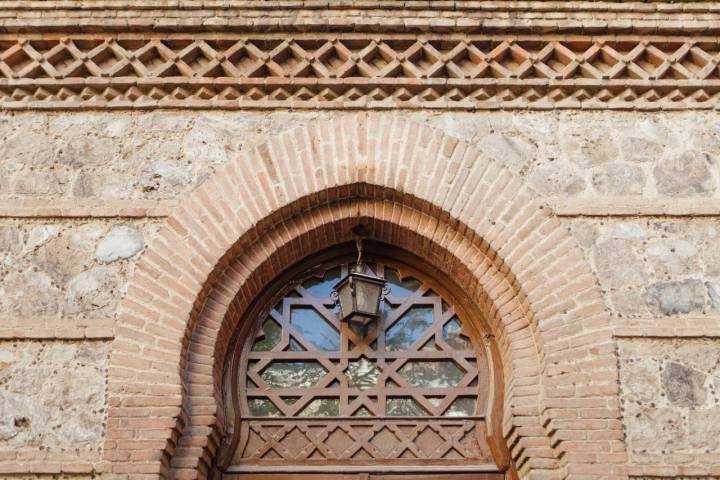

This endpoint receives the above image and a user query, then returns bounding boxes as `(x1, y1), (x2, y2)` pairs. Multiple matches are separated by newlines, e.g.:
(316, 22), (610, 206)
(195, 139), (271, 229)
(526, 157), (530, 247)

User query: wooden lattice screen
(223, 259), (504, 475)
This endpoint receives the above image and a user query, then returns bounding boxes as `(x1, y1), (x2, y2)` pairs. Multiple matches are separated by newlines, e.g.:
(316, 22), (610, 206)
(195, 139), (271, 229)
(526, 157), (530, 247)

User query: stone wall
(618, 339), (720, 471)
(1, 110), (718, 202)
(0, 220), (157, 319)
(0, 340), (109, 458)
(569, 218), (720, 319)
(1, 109), (719, 478)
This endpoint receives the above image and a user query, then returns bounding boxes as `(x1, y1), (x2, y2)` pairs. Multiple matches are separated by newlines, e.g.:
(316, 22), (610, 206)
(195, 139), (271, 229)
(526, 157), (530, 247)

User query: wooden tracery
(219, 252), (511, 477)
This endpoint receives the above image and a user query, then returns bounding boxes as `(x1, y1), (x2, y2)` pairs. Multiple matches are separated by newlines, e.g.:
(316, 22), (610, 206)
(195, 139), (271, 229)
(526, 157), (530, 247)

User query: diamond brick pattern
(1, 35), (720, 109)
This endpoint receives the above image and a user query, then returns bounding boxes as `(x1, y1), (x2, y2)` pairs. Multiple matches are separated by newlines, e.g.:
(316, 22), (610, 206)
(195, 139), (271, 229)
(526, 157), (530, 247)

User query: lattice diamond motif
(1, 43), (42, 78)
(136, 43), (175, 75)
(369, 427), (400, 456)
(82, 41), (123, 75)
(404, 42), (444, 78)
(487, 41), (530, 78)
(326, 427), (355, 457)
(36, 42), (82, 77)
(241, 419), (491, 463)
(175, 41), (219, 77)
(312, 41), (355, 78)
(0, 34), (718, 112)
(629, 43), (671, 79)
(282, 427), (313, 459)
(357, 41), (393, 77)
(443, 41), (489, 79)
(414, 426), (443, 457)
(588, 44), (626, 79)
(532, 42), (580, 79)
(266, 40), (314, 77)
(687, 45), (720, 79)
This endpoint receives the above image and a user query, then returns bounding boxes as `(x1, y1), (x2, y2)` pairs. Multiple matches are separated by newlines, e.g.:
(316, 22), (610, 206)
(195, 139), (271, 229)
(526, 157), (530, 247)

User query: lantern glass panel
(337, 279), (354, 320)
(355, 278), (382, 315)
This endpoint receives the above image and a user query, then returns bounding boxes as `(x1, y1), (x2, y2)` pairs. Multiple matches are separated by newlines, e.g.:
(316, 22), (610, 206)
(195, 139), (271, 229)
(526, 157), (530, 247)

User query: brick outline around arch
(104, 114), (624, 479)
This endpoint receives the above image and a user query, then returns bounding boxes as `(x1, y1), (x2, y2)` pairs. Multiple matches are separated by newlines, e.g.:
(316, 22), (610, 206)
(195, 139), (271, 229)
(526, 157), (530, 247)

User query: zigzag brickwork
(1, 34), (720, 109)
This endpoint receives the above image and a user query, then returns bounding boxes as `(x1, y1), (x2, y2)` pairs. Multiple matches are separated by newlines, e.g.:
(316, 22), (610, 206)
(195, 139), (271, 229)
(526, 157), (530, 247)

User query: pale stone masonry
(1, 2), (720, 480)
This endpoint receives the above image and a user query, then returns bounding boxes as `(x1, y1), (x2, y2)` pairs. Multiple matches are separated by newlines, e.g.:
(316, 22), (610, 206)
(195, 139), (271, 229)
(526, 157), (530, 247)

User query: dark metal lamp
(333, 226), (387, 327)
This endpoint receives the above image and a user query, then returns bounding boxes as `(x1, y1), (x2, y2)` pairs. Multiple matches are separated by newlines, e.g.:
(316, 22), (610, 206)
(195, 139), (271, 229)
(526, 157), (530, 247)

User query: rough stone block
(0, 340), (109, 454)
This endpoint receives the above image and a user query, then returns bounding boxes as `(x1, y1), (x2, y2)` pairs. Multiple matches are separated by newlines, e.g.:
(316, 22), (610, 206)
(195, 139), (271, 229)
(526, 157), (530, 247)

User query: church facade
(1, 2), (720, 479)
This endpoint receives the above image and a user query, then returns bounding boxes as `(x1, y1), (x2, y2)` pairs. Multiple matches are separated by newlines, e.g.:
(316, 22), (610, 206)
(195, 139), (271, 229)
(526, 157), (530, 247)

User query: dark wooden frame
(213, 242), (514, 479)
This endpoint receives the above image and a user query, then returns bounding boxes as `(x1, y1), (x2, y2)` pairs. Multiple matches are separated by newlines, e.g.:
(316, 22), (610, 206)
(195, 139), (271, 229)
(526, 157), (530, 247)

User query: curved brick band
(105, 114), (622, 479)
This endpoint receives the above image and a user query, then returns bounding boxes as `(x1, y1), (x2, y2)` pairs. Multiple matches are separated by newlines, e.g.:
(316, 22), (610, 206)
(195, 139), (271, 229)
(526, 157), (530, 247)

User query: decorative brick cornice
(2, 34), (720, 110)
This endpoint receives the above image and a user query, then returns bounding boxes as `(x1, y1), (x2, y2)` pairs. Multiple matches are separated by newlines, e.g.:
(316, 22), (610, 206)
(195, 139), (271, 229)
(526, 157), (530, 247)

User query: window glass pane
(261, 361), (327, 388)
(352, 406), (372, 417)
(443, 317), (471, 350)
(248, 398), (282, 417)
(398, 361), (465, 388)
(302, 267), (341, 298)
(252, 318), (282, 352)
(386, 306), (434, 351)
(288, 337), (305, 351)
(445, 397), (476, 417)
(299, 398), (339, 417)
(386, 397), (428, 416)
(384, 268), (421, 297)
(290, 306), (340, 351)
(347, 358), (379, 390)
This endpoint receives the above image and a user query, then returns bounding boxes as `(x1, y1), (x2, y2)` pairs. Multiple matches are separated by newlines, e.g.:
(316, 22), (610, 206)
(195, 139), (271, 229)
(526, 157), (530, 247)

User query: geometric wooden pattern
(236, 418), (493, 464)
(2, 35), (720, 109)
(231, 260), (497, 471)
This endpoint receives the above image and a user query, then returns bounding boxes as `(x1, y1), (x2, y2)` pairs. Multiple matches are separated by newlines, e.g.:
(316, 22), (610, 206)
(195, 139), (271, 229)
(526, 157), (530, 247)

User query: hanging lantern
(333, 229), (387, 326)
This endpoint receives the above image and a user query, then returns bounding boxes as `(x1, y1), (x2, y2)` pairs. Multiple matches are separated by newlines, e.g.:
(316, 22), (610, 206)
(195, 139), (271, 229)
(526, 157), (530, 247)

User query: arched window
(219, 252), (509, 478)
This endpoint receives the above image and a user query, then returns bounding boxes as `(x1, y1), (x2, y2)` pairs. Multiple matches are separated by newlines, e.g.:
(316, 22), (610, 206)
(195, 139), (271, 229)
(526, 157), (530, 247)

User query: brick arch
(103, 114), (624, 479)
